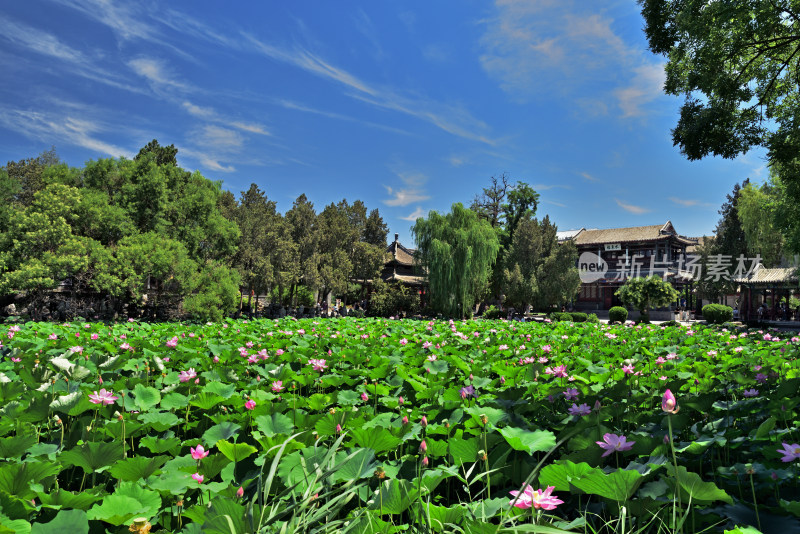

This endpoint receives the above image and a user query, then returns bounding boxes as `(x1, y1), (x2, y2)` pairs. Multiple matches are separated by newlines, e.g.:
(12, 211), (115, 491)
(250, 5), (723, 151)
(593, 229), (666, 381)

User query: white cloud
(580, 172), (600, 182)
(543, 200), (567, 208)
(52, 0), (163, 44)
(194, 125), (243, 150)
(400, 206), (427, 221)
(129, 57), (187, 90)
(0, 106), (130, 157)
(449, 155), (466, 167)
(532, 183), (571, 191)
(383, 186), (431, 207)
(245, 36), (494, 144)
(479, 0), (667, 117)
(615, 199), (649, 214)
(276, 99), (410, 136)
(615, 63), (666, 118)
(182, 101), (215, 118)
(230, 122), (269, 135)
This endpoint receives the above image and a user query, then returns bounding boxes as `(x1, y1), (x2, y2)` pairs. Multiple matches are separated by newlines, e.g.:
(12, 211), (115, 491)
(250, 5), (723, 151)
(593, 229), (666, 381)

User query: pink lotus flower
(236, 486), (244, 498)
(11, 357), (20, 363)
(88, 388), (118, 406)
(179, 368), (197, 383)
(596, 433), (635, 457)
(90, 333), (98, 340)
(419, 440), (427, 453)
(361, 392), (369, 402)
(245, 399), (256, 410)
(778, 443), (800, 462)
(309, 358), (327, 371)
(271, 381), (284, 393)
(191, 445), (209, 460)
(622, 364), (634, 374)
(509, 485), (564, 510)
(166, 337), (178, 348)
(542, 344), (552, 353)
(191, 473), (204, 484)
(336, 424), (342, 433)
(398, 396), (404, 405)
(120, 342), (133, 351)
(48, 333), (57, 340)
(402, 416), (409, 425)
(662, 389), (678, 413)
(568, 403), (591, 416)
(399, 338), (408, 345)
(70, 346), (83, 354)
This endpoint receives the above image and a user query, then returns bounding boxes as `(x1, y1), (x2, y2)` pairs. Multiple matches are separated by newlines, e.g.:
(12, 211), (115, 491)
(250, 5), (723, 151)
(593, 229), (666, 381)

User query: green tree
(639, 1), (800, 257)
(712, 179), (750, 261)
(615, 275), (680, 322)
(412, 203), (500, 317)
(3, 147), (60, 206)
(285, 194), (319, 303)
(503, 216), (579, 311)
(737, 181), (784, 267)
(135, 139), (178, 167)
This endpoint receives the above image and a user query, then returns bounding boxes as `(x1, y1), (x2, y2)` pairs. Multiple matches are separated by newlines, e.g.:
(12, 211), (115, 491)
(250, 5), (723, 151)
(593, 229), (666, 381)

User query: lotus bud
(336, 424), (342, 433)
(421, 456), (429, 467)
(236, 486), (244, 498)
(419, 440), (427, 453)
(421, 415), (428, 427)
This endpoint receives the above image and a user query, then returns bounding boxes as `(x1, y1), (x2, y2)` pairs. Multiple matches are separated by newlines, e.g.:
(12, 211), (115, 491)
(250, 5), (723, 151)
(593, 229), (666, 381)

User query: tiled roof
(686, 235), (710, 254)
(386, 240), (416, 266)
(733, 264), (799, 284)
(557, 228), (585, 241)
(575, 222), (678, 245)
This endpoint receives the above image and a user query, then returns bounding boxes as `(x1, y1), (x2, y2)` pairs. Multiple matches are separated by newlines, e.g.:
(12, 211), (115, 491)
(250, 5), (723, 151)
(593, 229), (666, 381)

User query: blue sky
(0, 1), (767, 245)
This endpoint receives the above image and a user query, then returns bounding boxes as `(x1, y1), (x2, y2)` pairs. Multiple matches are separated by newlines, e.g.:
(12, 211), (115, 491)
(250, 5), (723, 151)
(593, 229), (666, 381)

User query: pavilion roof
(733, 264), (799, 285)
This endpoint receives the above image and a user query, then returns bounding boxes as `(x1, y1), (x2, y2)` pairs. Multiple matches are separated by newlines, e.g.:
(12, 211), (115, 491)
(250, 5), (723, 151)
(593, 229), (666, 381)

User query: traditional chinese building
(381, 233), (425, 287)
(562, 222), (697, 310)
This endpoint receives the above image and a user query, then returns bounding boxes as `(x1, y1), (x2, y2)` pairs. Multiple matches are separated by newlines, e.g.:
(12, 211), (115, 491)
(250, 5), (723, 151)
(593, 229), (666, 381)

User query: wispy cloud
(580, 172), (600, 182)
(182, 100), (270, 135)
(0, 17), (142, 93)
(448, 155), (466, 167)
(353, 9), (384, 61)
(244, 36), (494, 144)
(615, 63), (666, 118)
(532, 183), (571, 191)
(276, 99), (410, 136)
(615, 198), (649, 214)
(52, 0), (161, 42)
(129, 57), (188, 90)
(669, 196), (713, 208)
(543, 200), (567, 208)
(479, 0), (666, 117)
(384, 186), (431, 207)
(400, 206), (427, 221)
(0, 105), (130, 157)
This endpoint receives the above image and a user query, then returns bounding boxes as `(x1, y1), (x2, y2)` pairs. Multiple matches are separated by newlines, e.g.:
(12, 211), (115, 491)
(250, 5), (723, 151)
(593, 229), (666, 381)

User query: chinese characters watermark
(578, 252), (761, 284)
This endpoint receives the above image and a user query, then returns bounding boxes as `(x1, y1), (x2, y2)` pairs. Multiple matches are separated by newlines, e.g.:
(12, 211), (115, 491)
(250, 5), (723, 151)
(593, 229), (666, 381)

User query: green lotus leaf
(30, 509), (88, 534)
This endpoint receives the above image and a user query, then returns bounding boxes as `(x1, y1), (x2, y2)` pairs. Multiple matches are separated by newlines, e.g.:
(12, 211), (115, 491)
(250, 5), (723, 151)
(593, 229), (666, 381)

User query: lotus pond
(1, 317), (799, 533)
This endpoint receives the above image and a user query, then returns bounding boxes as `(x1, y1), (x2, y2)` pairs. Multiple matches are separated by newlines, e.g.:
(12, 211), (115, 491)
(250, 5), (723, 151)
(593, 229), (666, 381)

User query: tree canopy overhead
(639, 0), (800, 163)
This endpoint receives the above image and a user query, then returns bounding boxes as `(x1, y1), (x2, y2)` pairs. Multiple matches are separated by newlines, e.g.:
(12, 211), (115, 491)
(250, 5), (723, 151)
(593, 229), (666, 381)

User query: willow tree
(412, 203), (499, 318)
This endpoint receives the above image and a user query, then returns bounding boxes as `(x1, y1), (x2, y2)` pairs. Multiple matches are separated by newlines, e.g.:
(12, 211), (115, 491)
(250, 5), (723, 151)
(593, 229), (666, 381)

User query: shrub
(660, 319), (681, 327)
(586, 313), (599, 323)
(367, 281), (420, 318)
(483, 305), (503, 319)
(549, 312), (573, 322)
(569, 312), (588, 323)
(608, 306), (628, 324)
(703, 303), (733, 324)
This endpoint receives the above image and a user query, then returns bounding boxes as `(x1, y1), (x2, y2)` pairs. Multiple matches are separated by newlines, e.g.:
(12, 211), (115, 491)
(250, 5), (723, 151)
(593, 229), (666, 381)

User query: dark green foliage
(615, 275), (680, 321)
(569, 312), (587, 323)
(609, 306), (628, 324)
(661, 319), (681, 327)
(702, 304), (734, 324)
(482, 305), (503, 319)
(366, 281), (419, 318)
(548, 312), (573, 322)
(586, 313), (599, 323)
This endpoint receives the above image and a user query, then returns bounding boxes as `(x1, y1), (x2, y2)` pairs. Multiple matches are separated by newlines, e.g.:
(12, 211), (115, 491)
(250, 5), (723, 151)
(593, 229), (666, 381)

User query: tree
(412, 203), (500, 317)
(135, 139), (178, 167)
(503, 216), (580, 311)
(712, 179), (750, 261)
(285, 194), (319, 302)
(639, 1), (800, 257)
(639, 1), (800, 162)
(737, 181), (784, 267)
(615, 275), (680, 322)
(3, 147), (60, 206)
